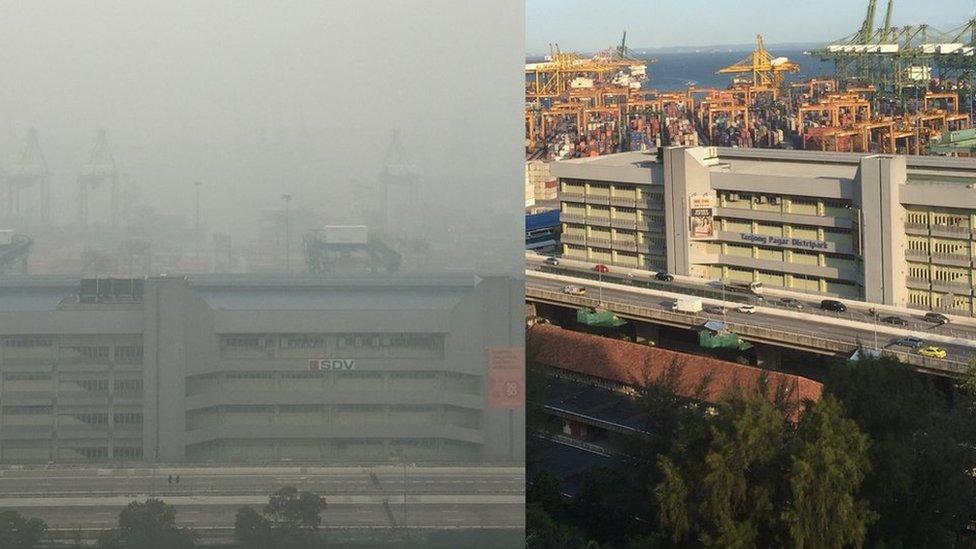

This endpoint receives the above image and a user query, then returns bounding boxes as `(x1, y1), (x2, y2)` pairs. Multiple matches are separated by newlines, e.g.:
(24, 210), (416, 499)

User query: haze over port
(0, 1), (523, 274)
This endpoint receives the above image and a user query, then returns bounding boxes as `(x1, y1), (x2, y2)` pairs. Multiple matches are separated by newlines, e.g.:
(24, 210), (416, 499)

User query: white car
(561, 285), (587, 296)
(737, 304), (757, 314)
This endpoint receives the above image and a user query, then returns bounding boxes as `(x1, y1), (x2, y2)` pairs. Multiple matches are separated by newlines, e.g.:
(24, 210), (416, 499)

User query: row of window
(1, 376), (143, 393)
(224, 334), (443, 351)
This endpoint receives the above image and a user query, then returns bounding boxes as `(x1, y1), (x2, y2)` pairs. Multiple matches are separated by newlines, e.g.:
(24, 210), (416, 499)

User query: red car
(593, 264), (610, 273)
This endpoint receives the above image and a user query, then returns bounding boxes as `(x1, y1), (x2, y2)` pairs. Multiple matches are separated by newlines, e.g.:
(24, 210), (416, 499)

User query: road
(527, 252), (976, 340)
(0, 466), (524, 536)
(527, 271), (976, 366)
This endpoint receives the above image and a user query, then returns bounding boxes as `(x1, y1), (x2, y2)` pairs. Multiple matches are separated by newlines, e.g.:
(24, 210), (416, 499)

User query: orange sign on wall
(487, 347), (525, 409)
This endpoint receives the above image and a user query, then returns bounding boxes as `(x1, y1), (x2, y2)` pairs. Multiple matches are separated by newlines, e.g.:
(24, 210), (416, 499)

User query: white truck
(672, 297), (703, 313)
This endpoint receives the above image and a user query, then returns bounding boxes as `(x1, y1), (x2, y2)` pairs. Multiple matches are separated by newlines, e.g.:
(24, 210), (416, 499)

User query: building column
(858, 155), (908, 306)
(143, 277), (191, 463)
(754, 343), (782, 370)
(633, 323), (660, 346)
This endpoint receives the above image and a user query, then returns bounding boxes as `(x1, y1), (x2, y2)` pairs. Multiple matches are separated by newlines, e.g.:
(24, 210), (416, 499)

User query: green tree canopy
(235, 486), (327, 549)
(827, 356), (976, 546)
(0, 510), (46, 549)
(98, 499), (197, 549)
(783, 395), (875, 549)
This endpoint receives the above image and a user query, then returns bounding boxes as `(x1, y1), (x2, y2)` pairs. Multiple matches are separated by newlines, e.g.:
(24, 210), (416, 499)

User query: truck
(671, 297), (703, 313)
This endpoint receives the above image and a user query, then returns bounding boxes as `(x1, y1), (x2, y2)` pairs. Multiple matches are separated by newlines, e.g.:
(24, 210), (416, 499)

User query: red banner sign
(487, 347), (525, 409)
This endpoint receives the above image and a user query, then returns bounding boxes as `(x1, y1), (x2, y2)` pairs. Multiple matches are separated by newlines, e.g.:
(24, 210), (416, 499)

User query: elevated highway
(526, 270), (976, 376)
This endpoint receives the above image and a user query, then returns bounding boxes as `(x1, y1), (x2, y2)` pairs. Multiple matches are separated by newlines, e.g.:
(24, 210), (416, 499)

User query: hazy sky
(526, 0), (976, 53)
(0, 0), (522, 255)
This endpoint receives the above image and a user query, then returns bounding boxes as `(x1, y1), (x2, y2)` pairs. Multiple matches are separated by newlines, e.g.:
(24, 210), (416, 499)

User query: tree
(526, 502), (598, 549)
(234, 486), (327, 549)
(783, 395), (874, 549)
(699, 397), (787, 548)
(527, 470), (566, 521)
(655, 396), (789, 548)
(98, 499), (197, 549)
(573, 466), (648, 544)
(264, 486), (326, 530)
(233, 506), (273, 549)
(827, 356), (976, 546)
(0, 510), (46, 549)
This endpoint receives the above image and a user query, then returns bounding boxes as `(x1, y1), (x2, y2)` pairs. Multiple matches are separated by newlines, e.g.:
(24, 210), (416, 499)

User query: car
(654, 271), (674, 282)
(778, 297), (803, 310)
(705, 305), (727, 314)
(820, 299), (847, 312)
(880, 315), (907, 326)
(894, 336), (924, 349)
(737, 304), (756, 314)
(923, 312), (950, 325)
(561, 285), (586, 296)
(593, 264), (610, 273)
(544, 257), (559, 266)
(918, 346), (948, 359)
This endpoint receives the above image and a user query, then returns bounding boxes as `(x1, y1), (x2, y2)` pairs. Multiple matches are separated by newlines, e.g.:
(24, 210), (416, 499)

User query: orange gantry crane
(715, 34), (800, 94)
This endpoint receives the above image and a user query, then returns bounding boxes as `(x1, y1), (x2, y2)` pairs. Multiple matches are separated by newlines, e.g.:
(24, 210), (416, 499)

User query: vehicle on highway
(705, 305), (727, 314)
(672, 297), (703, 313)
(820, 299), (847, 312)
(918, 346), (947, 359)
(778, 297), (804, 310)
(894, 336), (924, 349)
(544, 257), (559, 266)
(593, 264), (610, 273)
(724, 280), (764, 296)
(737, 304), (757, 314)
(654, 271), (674, 282)
(561, 285), (587, 296)
(923, 312), (950, 325)
(880, 315), (907, 326)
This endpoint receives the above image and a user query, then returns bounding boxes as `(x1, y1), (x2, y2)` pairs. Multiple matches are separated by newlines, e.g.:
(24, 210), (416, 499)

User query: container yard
(526, 0), (976, 168)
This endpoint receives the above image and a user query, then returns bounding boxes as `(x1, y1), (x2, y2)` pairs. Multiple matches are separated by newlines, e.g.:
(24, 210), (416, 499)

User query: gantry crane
(716, 34), (800, 92)
(5, 128), (51, 221)
(526, 43), (638, 99)
(303, 229), (401, 275)
(77, 129), (119, 227)
(0, 233), (32, 274)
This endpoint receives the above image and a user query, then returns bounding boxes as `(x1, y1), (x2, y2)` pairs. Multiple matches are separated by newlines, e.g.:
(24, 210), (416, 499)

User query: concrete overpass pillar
(754, 343), (782, 370)
(633, 323), (660, 346)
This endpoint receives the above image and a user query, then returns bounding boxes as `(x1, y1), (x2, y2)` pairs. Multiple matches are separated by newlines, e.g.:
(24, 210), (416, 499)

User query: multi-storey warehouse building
(551, 146), (976, 316)
(0, 275), (522, 463)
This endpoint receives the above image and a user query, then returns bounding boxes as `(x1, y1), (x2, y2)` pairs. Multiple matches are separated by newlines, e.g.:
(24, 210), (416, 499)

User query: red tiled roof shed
(528, 324), (823, 409)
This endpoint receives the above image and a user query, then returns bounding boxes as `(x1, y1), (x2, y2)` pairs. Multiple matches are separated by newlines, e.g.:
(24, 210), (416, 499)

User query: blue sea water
(526, 50), (836, 92)
(646, 50), (835, 91)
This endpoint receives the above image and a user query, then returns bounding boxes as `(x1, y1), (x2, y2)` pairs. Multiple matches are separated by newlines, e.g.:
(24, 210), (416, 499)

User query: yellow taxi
(918, 346), (947, 359)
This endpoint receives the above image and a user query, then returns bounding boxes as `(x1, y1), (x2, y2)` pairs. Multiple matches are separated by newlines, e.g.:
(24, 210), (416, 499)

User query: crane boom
(859, 0), (878, 43)
(881, 0), (894, 41)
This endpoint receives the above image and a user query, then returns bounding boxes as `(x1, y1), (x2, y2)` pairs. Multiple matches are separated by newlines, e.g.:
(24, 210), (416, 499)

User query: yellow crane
(716, 34), (800, 90)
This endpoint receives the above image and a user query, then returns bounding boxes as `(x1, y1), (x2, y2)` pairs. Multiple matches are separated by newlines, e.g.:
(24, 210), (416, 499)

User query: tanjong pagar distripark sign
(736, 233), (831, 251)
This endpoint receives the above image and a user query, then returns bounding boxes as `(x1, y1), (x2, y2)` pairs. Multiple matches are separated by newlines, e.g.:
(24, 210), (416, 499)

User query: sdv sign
(308, 359), (356, 371)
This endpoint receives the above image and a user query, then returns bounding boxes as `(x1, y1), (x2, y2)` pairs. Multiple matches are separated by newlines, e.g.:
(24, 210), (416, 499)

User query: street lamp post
(281, 194), (292, 272)
(598, 271), (603, 305)
(715, 278), (727, 322)
(194, 181), (202, 262)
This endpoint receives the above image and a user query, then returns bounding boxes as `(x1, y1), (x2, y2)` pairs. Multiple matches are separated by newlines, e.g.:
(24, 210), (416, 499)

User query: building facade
(0, 274), (523, 464)
(551, 146), (976, 316)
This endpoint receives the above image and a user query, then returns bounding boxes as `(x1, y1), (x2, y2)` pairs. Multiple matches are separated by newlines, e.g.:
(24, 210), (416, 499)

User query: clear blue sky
(526, 0), (976, 54)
